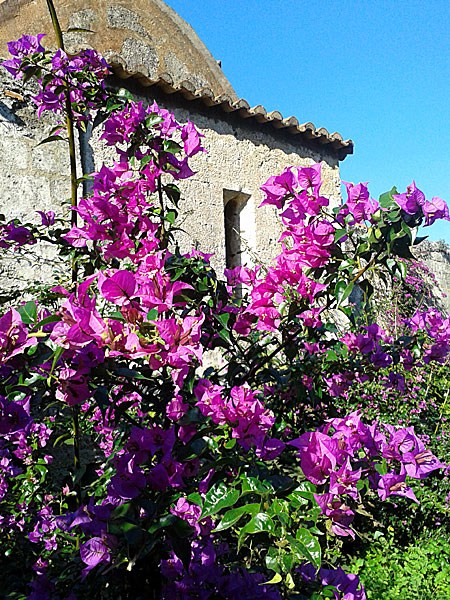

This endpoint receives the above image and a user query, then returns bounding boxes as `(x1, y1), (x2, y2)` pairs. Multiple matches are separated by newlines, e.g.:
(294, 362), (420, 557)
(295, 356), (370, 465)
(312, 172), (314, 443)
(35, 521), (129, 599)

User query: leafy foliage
(0, 28), (449, 600)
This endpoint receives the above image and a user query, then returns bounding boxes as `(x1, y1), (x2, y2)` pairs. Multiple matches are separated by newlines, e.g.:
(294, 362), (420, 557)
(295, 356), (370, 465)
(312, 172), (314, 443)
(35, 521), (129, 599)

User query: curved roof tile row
(108, 54), (354, 160)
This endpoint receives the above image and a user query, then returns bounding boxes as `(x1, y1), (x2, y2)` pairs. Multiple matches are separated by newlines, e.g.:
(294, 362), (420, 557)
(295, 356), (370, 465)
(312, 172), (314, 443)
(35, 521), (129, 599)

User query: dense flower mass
(0, 29), (449, 600)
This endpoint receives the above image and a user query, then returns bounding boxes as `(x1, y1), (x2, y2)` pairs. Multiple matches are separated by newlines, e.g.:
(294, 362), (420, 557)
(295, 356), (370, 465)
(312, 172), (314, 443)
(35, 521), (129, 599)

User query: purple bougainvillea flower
(342, 181), (380, 224)
(393, 181), (426, 214)
(109, 461), (146, 500)
(402, 441), (444, 479)
(62, 226), (90, 247)
(255, 437), (286, 460)
(313, 493), (355, 538)
(36, 210), (55, 227)
(297, 163), (322, 191)
(100, 270), (137, 305)
(329, 458), (361, 500)
(382, 425), (421, 462)
(377, 469), (418, 503)
(0, 308), (37, 365)
(370, 348), (392, 369)
(170, 497), (202, 534)
(0, 395), (32, 434)
(319, 566), (367, 600)
(166, 396), (189, 421)
(259, 167), (298, 209)
(4, 223), (35, 247)
(422, 196), (450, 226)
(55, 368), (91, 406)
(126, 424), (175, 462)
(181, 121), (206, 157)
(80, 534), (116, 578)
(7, 34), (46, 57)
(290, 431), (341, 484)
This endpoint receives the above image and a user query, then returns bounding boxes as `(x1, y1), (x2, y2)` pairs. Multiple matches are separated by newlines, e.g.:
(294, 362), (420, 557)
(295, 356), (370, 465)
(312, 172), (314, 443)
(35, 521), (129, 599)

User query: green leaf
(163, 139), (182, 154)
(243, 513), (275, 534)
(22, 65), (39, 84)
(401, 220), (412, 240)
(117, 88), (135, 101)
(49, 346), (64, 377)
(166, 211), (176, 224)
(325, 350), (338, 361)
(291, 527), (321, 568)
(145, 113), (165, 127)
(108, 310), (125, 322)
(379, 186), (398, 209)
(106, 98), (123, 112)
(36, 134), (66, 147)
(334, 228), (348, 242)
(201, 482), (240, 518)
(17, 301), (37, 325)
(41, 73), (54, 89)
(241, 475), (272, 496)
(369, 227), (383, 244)
(33, 314), (62, 329)
(214, 503), (260, 532)
(53, 433), (71, 446)
(413, 235), (428, 246)
(187, 493), (203, 507)
(357, 242), (370, 254)
(146, 308), (158, 321)
(386, 258), (396, 271)
(140, 155), (153, 168)
(263, 573), (282, 585)
(66, 26), (95, 33)
(164, 184), (181, 206)
(335, 280), (354, 307)
(394, 261), (407, 280)
(218, 328), (230, 343)
(114, 367), (150, 380)
(358, 279), (374, 300)
(266, 547), (281, 573)
(215, 312), (230, 328)
(238, 513), (275, 549)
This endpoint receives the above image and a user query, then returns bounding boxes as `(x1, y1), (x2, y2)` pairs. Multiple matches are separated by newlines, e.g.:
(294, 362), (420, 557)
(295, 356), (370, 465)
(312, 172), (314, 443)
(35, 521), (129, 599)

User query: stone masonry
(0, 0), (352, 298)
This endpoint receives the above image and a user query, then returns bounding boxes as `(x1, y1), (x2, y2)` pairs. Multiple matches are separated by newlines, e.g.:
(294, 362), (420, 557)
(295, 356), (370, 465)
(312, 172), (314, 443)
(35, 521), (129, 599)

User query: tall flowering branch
(45, 0), (78, 284)
(0, 26), (449, 599)
(45, 0), (83, 507)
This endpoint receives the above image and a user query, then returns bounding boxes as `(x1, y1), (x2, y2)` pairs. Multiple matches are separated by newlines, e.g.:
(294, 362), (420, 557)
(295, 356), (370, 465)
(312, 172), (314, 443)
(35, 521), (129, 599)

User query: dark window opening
(223, 189), (252, 271)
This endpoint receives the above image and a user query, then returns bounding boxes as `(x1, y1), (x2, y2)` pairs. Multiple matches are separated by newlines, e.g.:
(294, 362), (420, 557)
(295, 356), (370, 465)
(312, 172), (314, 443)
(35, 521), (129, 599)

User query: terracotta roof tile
(107, 55), (353, 159)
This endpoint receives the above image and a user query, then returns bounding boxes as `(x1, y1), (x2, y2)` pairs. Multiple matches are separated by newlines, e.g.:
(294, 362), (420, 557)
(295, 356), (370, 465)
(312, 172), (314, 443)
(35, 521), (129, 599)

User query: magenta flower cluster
(1, 33), (449, 600)
(290, 412), (443, 539)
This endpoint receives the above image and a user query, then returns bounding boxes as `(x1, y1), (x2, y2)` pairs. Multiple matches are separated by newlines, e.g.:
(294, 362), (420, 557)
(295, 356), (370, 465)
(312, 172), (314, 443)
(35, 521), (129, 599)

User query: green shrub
(348, 532), (450, 600)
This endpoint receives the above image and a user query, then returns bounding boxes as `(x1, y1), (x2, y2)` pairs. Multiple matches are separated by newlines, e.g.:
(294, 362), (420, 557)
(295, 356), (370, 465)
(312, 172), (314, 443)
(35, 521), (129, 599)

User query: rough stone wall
(0, 0), (237, 100)
(0, 70), (72, 299)
(414, 241), (450, 315)
(0, 0), (345, 298)
(89, 82), (342, 274)
(0, 69), (342, 295)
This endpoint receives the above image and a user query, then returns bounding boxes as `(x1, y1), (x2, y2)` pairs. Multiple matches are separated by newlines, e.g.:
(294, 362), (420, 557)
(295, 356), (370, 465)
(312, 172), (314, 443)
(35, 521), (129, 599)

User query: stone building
(0, 0), (354, 297)
(414, 241), (450, 313)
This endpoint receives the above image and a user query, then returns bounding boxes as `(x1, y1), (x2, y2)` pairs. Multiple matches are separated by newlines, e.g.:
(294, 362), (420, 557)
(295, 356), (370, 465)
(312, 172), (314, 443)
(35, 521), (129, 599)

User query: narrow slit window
(223, 189), (254, 271)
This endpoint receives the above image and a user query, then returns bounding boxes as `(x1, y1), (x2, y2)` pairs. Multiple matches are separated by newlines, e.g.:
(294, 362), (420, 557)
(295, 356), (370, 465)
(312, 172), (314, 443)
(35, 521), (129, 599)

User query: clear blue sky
(169, 0), (450, 242)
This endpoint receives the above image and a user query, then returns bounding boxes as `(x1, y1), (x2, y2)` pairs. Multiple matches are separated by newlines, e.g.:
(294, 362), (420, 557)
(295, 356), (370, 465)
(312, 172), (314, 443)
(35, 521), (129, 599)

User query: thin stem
(46, 0), (81, 506)
(435, 386), (450, 436)
(46, 0), (78, 285)
(71, 405), (82, 505)
(243, 246), (387, 383)
(157, 176), (167, 250)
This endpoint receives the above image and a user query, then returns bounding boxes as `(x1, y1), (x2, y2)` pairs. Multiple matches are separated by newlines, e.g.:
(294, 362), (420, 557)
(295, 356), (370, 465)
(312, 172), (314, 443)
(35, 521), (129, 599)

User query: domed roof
(0, 0), (238, 100)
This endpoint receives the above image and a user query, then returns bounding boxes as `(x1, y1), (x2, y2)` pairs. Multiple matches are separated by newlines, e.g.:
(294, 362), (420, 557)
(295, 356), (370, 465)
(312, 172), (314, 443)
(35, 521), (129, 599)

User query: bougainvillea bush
(1, 23), (450, 600)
